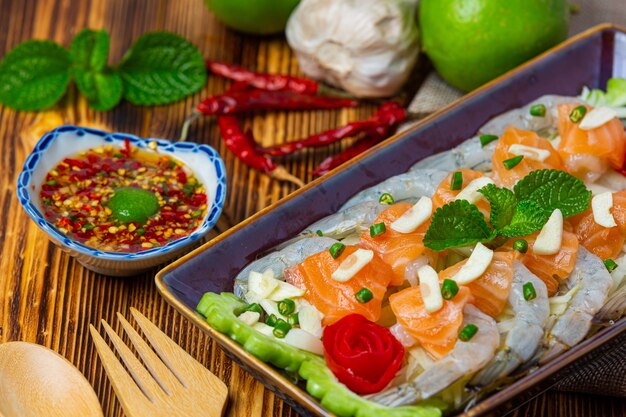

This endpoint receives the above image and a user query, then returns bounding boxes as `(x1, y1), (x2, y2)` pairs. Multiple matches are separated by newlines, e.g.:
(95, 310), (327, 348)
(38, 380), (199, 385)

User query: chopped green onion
(441, 279), (459, 300)
(370, 222), (386, 237)
(529, 104), (546, 117)
(43, 197), (52, 205)
(379, 193), (395, 205)
(46, 179), (57, 186)
(316, 230), (324, 237)
(569, 105), (587, 123)
(355, 287), (374, 303)
(83, 223), (95, 231)
(266, 314), (278, 327)
(277, 299), (296, 316)
(273, 319), (292, 338)
(287, 312), (299, 326)
(523, 282), (537, 301)
(479, 134), (499, 147)
(136, 228), (145, 236)
(450, 171), (463, 191)
(605, 258), (618, 273)
(503, 155), (524, 170)
(458, 323), (479, 342)
(329, 242), (346, 259)
(513, 239), (528, 254)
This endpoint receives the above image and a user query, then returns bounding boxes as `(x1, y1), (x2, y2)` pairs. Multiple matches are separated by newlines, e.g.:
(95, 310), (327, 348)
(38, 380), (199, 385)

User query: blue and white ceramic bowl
(16, 125), (227, 276)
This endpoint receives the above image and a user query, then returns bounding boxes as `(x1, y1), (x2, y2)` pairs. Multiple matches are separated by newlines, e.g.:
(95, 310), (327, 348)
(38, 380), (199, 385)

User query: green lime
(419, 0), (569, 91)
(107, 186), (160, 225)
(204, 0), (300, 35)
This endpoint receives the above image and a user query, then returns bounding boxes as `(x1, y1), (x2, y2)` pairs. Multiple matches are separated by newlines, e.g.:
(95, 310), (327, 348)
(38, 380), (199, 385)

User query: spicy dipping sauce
(39, 140), (208, 252)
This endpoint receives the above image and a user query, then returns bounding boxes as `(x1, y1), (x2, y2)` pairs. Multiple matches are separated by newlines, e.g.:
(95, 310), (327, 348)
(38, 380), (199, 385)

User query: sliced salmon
(557, 103), (626, 181)
(569, 190), (626, 261)
(284, 245), (393, 326)
(439, 251), (514, 318)
(390, 285), (472, 359)
(359, 202), (429, 286)
(501, 228), (579, 296)
(433, 169), (491, 218)
(491, 126), (564, 188)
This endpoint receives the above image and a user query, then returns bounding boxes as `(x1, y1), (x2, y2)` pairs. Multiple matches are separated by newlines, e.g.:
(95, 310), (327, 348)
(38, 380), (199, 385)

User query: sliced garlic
(508, 144), (551, 162)
(592, 191), (617, 228)
(267, 280), (305, 301)
(390, 197), (433, 233)
(331, 249), (374, 282)
(533, 209), (563, 255)
(579, 106), (617, 130)
(298, 305), (323, 338)
(248, 270), (279, 299)
(238, 311), (260, 326)
(260, 299), (288, 320)
(282, 328), (324, 355)
(586, 182), (613, 196)
(452, 242), (494, 285)
(252, 322), (275, 337)
(418, 265), (443, 313)
(455, 177), (495, 204)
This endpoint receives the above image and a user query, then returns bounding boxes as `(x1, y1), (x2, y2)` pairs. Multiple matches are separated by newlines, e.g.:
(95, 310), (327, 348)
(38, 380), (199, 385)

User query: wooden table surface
(1, 1), (625, 416)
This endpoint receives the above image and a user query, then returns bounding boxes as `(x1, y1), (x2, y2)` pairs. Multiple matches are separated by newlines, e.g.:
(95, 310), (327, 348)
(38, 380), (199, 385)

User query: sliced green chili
(523, 282), (537, 301)
(379, 193), (395, 205)
(441, 279), (459, 300)
(370, 222), (386, 237)
(503, 155), (524, 170)
(287, 312), (299, 326)
(273, 319), (292, 338)
(316, 230), (324, 237)
(458, 323), (479, 342)
(355, 287), (374, 303)
(266, 313), (278, 327)
(329, 242), (346, 259)
(605, 258), (618, 273)
(278, 299), (296, 316)
(569, 105), (587, 123)
(479, 134), (499, 147)
(513, 239), (528, 254)
(451, 171), (463, 191)
(529, 104), (546, 117)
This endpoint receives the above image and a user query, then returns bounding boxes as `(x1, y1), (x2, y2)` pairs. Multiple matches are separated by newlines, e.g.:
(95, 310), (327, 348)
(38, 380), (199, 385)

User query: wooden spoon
(0, 342), (103, 417)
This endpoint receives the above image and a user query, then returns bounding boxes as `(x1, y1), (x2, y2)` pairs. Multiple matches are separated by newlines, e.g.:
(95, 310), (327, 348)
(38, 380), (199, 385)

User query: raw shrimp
(470, 262), (549, 388)
(340, 169), (448, 210)
(233, 236), (337, 298)
(369, 305), (499, 407)
(294, 200), (387, 241)
(538, 247), (613, 363)
(479, 95), (575, 138)
(410, 136), (496, 173)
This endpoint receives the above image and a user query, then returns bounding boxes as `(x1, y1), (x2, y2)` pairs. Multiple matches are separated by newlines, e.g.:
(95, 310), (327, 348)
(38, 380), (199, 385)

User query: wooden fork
(89, 308), (228, 417)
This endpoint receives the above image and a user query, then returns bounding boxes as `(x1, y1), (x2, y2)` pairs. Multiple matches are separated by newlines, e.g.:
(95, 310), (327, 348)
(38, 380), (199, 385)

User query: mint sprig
(424, 169), (591, 251)
(0, 29), (206, 111)
(119, 32), (207, 106)
(0, 40), (71, 111)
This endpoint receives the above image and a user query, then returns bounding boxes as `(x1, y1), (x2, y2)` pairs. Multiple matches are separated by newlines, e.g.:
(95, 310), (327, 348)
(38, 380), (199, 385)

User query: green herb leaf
(497, 200), (549, 238)
(513, 169), (592, 217)
(478, 184), (516, 229)
(118, 32), (206, 105)
(73, 67), (122, 111)
(423, 200), (494, 251)
(0, 40), (71, 110)
(70, 28), (110, 71)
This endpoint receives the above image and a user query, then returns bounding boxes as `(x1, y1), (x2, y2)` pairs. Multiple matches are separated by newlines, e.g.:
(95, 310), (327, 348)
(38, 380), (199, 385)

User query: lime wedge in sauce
(107, 186), (160, 224)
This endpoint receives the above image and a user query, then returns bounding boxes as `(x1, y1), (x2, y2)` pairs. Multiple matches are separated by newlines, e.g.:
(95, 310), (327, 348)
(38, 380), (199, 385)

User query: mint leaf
(0, 40), (70, 110)
(497, 200), (549, 238)
(118, 32), (207, 105)
(513, 169), (591, 218)
(73, 67), (122, 111)
(478, 184), (516, 229)
(70, 29), (110, 71)
(424, 200), (494, 251)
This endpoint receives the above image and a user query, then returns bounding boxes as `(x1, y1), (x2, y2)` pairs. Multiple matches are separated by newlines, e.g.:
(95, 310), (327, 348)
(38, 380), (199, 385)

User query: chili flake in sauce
(39, 140), (208, 252)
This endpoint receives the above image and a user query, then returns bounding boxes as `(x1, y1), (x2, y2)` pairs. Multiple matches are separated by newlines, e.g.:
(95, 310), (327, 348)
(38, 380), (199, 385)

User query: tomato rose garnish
(322, 314), (404, 394)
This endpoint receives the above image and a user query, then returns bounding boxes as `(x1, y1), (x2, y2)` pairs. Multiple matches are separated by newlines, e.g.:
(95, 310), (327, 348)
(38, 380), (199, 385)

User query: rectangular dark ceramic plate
(156, 24), (626, 417)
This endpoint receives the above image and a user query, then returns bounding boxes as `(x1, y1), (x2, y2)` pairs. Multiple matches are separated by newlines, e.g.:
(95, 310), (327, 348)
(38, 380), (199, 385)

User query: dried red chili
(196, 90), (358, 116)
(217, 115), (303, 186)
(206, 61), (319, 94)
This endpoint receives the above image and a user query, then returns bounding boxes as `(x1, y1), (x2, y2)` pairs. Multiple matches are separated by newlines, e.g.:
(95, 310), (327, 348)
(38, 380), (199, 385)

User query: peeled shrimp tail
(538, 247), (613, 363)
(594, 285), (626, 323)
(470, 262), (549, 388)
(340, 169), (447, 210)
(233, 236), (337, 298)
(369, 305), (499, 407)
(409, 136), (495, 173)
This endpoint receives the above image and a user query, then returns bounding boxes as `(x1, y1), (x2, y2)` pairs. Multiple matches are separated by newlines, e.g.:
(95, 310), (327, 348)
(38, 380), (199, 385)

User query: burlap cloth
(406, 1), (626, 398)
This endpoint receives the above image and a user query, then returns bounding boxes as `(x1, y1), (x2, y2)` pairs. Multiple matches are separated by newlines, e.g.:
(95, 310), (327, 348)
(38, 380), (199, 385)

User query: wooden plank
(0, 0), (624, 416)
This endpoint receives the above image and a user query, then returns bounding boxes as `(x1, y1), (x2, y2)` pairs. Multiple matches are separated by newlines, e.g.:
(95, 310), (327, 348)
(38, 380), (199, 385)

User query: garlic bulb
(286, 0), (420, 98)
